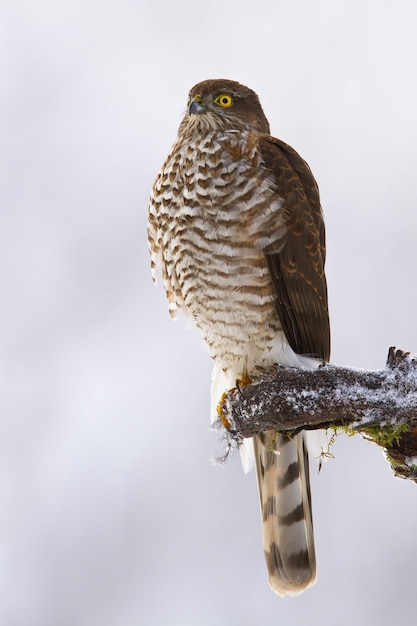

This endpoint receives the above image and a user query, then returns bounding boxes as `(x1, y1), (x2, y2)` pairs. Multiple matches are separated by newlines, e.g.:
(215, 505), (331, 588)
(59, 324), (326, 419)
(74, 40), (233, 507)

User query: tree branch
(220, 347), (417, 483)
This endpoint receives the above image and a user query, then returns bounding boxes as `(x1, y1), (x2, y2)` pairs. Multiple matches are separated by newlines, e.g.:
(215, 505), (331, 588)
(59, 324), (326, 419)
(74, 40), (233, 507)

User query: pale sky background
(2, 1), (417, 625)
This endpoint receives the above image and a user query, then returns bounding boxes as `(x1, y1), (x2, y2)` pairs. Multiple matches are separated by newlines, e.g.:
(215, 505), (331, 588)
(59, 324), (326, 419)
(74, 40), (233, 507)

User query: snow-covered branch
(220, 347), (417, 483)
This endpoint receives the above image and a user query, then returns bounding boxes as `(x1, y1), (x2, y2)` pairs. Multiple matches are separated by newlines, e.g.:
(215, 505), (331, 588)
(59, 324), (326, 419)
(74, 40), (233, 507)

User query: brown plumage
(148, 79), (330, 596)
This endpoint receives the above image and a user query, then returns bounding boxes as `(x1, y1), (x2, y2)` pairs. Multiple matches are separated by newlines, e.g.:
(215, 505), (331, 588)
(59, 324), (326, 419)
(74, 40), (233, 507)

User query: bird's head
(178, 79), (270, 136)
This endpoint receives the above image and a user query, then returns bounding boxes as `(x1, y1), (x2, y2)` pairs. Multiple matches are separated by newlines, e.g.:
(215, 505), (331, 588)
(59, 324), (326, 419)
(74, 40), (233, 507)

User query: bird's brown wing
(259, 135), (330, 362)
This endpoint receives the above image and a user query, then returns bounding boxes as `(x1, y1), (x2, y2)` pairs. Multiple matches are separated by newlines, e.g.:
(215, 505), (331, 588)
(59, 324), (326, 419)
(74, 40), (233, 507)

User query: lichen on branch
(219, 347), (417, 483)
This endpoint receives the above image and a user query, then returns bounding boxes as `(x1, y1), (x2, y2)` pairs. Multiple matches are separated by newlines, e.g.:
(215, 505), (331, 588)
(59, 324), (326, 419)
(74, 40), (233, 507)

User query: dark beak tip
(189, 100), (204, 115)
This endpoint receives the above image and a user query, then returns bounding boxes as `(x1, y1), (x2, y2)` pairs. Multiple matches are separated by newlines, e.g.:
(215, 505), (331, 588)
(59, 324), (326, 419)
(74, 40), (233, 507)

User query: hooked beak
(189, 98), (206, 115)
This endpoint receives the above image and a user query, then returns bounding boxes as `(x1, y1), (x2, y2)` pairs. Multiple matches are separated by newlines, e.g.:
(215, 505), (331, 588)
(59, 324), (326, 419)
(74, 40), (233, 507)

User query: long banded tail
(253, 431), (316, 596)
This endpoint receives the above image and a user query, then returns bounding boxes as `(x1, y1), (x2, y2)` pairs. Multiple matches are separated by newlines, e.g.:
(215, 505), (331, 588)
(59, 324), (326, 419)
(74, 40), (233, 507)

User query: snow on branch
(219, 347), (417, 483)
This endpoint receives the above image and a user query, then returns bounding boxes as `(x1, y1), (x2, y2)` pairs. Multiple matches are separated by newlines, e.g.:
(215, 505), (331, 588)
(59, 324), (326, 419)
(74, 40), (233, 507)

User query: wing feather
(259, 135), (330, 362)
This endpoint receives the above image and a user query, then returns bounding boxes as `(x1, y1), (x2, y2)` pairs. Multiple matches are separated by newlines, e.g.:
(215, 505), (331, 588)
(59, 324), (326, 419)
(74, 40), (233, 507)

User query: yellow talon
(216, 373), (252, 430)
(236, 373), (252, 388)
(216, 391), (232, 429)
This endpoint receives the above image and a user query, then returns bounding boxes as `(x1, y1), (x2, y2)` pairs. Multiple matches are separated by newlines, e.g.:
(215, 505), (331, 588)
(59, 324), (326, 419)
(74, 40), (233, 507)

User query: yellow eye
(214, 93), (233, 108)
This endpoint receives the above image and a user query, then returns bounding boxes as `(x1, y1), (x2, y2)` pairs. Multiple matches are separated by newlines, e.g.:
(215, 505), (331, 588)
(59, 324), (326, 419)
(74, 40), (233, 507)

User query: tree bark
(219, 347), (417, 483)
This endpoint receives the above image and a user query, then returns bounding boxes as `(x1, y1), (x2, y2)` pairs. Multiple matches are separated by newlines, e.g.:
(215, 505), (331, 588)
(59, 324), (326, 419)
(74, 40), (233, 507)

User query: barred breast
(148, 130), (287, 377)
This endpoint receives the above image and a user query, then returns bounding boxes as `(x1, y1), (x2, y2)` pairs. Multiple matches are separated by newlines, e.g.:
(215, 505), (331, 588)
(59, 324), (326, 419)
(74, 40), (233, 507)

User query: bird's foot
(216, 391), (232, 429)
(235, 373), (252, 390)
(216, 374), (252, 430)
